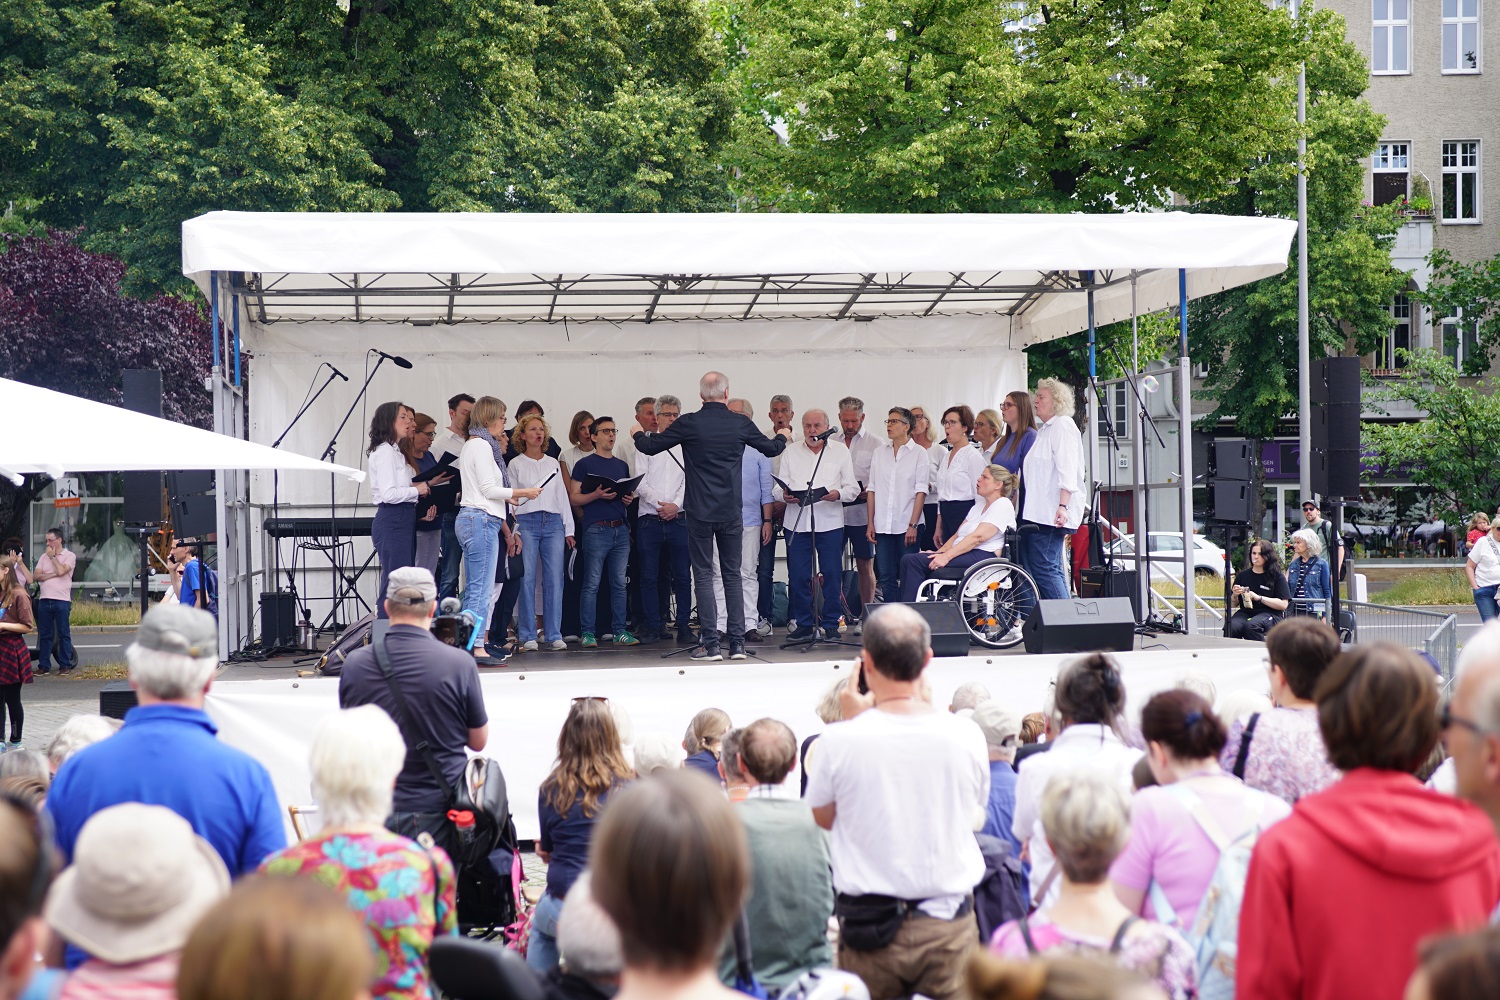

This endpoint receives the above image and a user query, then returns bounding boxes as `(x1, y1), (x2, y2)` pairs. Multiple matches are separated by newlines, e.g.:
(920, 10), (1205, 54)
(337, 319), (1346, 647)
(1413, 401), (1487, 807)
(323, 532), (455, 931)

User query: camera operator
(337, 567), (489, 860)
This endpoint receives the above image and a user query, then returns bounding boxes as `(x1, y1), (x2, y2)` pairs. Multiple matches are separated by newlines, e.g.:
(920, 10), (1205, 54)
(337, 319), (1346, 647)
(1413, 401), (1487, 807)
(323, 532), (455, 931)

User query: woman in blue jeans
(528, 698), (632, 973)
(1018, 378), (1085, 601)
(1467, 517), (1500, 622)
(508, 415), (576, 650)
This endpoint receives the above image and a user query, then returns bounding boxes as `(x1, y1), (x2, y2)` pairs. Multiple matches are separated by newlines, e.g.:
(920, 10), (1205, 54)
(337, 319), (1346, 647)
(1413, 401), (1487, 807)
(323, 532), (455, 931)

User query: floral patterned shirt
(1219, 706), (1341, 806)
(263, 829), (457, 1000)
(989, 914), (1198, 1000)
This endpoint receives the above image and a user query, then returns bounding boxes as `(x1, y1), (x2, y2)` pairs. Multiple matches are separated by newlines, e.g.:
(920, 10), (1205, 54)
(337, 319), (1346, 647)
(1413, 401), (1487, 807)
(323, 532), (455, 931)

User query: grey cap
(135, 603), (217, 659)
(387, 566), (438, 605)
(971, 701), (1021, 750)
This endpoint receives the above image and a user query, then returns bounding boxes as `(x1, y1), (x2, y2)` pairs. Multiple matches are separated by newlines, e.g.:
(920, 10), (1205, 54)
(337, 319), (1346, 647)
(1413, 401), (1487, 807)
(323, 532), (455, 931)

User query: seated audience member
(682, 709), (731, 781)
(718, 719), (832, 992)
(46, 604), (285, 875)
(1406, 927), (1500, 1000)
(989, 772), (1196, 1000)
(1110, 691), (1290, 924)
(590, 770), (751, 1000)
(1446, 619), (1500, 836)
(898, 465), (1017, 603)
(1214, 689), (1272, 728)
(531, 698), (634, 974)
(1224, 538), (1289, 642)
(261, 706), (455, 1000)
(972, 702), (1023, 854)
(0, 753), (46, 786)
(717, 729), (749, 802)
(950, 681), (992, 713)
(1236, 643), (1500, 1000)
(632, 733), (681, 776)
(967, 951), (1166, 1000)
(549, 872), (623, 1000)
(176, 875), (375, 1000)
(44, 716), (120, 776)
(806, 604), (988, 1000)
(1219, 617), (1342, 804)
(46, 804), (230, 1000)
(799, 677), (848, 796)
(1020, 713), (1046, 745)
(0, 794), (52, 1000)
(1014, 654), (1141, 907)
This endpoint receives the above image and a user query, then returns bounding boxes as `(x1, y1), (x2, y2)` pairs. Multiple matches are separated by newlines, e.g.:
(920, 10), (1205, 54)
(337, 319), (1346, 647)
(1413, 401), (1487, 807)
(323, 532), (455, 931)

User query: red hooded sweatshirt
(1237, 768), (1500, 1000)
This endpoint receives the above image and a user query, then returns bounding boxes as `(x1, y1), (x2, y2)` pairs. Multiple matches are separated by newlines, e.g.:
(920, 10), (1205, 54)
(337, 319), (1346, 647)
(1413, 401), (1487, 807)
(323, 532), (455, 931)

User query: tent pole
(1130, 275), (1148, 624)
(1179, 269), (1196, 633)
(232, 293), (241, 387)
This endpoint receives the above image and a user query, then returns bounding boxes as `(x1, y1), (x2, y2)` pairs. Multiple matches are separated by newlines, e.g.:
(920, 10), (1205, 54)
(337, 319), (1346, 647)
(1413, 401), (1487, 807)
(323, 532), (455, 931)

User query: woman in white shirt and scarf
(1017, 379), (1085, 602)
(368, 401), (434, 619)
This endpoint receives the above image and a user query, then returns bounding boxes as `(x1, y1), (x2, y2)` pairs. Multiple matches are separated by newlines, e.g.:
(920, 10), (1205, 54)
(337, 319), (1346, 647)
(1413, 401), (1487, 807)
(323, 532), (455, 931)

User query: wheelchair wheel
(957, 559), (1039, 649)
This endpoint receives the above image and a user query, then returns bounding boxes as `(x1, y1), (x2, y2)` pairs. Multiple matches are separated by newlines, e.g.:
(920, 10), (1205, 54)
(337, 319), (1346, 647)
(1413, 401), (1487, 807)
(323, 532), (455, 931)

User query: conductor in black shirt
(634, 371), (787, 661)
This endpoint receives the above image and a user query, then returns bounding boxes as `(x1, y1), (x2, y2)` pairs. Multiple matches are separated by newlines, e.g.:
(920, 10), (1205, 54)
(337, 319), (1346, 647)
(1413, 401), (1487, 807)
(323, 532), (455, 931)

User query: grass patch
(76, 661), (128, 680)
(69, 602), (141, 627)
(1371, 569), (1473, 607)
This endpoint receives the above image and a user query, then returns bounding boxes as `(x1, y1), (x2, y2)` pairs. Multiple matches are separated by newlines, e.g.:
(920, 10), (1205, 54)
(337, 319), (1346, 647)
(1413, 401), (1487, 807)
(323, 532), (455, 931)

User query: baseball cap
(386, 566), (438, 605)
(971, 701), (1021, 750)
(134, 603), (217, 659)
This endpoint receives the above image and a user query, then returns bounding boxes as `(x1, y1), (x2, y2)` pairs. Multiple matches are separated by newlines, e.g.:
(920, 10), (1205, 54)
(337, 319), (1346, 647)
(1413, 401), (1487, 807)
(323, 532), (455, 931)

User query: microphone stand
(782, 436), (861, 652)
(318, 352), (388, 631)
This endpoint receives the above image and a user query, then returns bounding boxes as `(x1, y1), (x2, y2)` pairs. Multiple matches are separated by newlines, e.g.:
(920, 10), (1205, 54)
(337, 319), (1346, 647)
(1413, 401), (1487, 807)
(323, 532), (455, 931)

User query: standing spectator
(1285, 528), (1332, 618)
(1013, 653), (1141, 908)
(404, 412), (445, 577)
(570, 416), (640, 648)
(32, 528), (76, 675)
(177, 876), (375, 1000)
(717, 728), (749, 801)
(368, 402), (433, 619)
(548, 873), (624, 1000)
(776, 410), (857, 644)
(0, 558), (35, 752)
(0, 783), (48, 1000)
(433, 393), (475, 602)
(44, 715), (120, 776)
(1469, 512), (1493, 551)
(988, 771), (1197, 1000)
(530, 698), (634, 974)
(806, 604), (988, 1000)
(45, 804), (229, 1000)
(1441, 620), (1500, 837)
(170, 539), (218, 618)
(1017, 379), (1085, 601)
(837, 397), (880, 626)
(866, 407), (928, 604)
(262, 705), (456, 1000)
(992, 391), (1037, 479)
(950, 681), (992, 714)
(337, 567), (488, 865)
(1468, 516), (1500, 623)
(799, 677), (848, 796)
(1236, 643), (1500, 1000)
(971, 701), (1023, 854)
(1220, 617), (1343, 804)
(46, 604), (285, 876)
(717, 718), (832, 992)
(1407, 928), (1500, 1000)
(510, 414), (576, 651)
(0, 540), (26, 591)
(1110, 690), (1290, 924)
(635, 398), (692, 647)
(726, 399), (773, 646)
(1225, 537), (1290, 641)
(682, 709), (731, 781)
(1301, 500), (1345, 579)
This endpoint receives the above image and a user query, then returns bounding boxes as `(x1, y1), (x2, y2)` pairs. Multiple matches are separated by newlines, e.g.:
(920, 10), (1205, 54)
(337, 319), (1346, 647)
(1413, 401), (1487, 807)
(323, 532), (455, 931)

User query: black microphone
(440, 596), (462, 615)
(811, 428), (837, 441)
(375, 350), (414, 370)
(327, 364), (349, 382)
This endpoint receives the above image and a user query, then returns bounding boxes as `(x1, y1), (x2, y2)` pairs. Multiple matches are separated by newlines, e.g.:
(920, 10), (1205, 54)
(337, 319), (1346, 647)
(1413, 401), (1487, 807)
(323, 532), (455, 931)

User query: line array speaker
(121, 370), (164, 524)
(1310, 356), (1361, 498)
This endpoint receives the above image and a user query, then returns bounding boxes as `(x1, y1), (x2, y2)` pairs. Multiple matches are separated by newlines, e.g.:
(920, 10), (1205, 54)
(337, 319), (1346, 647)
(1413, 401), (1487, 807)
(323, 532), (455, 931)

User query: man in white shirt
(775, 410), (857, 642)
(838, 397), (881, 628)
(433, 392), (474, 601)
(758, 394), (798, 630)
(806, 603), (988, 1000)
(635, 396), (692, 645)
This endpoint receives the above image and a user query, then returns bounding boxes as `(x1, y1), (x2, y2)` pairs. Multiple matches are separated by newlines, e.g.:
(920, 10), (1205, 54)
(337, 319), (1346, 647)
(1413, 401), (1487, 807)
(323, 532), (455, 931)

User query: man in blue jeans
(777, 411), (858, 642)
(569, 417), (639, 647)
(33, 527), (77, 674)
(636, 396), (693, 645)
(433, 393), (475, 600)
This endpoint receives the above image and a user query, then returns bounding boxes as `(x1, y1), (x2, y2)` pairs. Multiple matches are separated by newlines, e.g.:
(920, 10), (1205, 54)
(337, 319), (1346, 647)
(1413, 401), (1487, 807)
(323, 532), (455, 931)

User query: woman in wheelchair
(898, 465), (1017, 602)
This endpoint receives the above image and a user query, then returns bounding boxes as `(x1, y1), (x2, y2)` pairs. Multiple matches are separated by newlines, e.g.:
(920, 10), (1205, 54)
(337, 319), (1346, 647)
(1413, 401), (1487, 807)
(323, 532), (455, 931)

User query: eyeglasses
(658, 413), (680, 420)
(595, 428), (617, 435)
(941, 419), (960, 426)
(1441, 704), (1485, 736)
(1001, 401), (1017, 409)
(885, 417), (907, 425)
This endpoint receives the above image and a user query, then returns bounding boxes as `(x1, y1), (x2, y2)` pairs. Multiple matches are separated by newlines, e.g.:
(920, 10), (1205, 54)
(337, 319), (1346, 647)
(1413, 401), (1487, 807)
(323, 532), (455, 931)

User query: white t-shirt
(1469, 534), (1500, 588)
(804, 708), (989, 915)
(953, 497), (1016, 553)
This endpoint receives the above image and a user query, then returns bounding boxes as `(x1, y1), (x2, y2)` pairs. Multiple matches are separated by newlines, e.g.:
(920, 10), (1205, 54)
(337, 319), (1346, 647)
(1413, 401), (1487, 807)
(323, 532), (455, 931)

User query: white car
(1105, 532), (1226, 579)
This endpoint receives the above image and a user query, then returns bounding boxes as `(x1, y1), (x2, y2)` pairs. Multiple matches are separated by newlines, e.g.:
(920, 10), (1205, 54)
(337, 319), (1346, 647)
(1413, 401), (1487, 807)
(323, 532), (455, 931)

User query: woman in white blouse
(508, 414), (576, 651)
(933, 405), (987, 546)
(865, 407), (929, 603)
(1018, 378), (1085, 602)
(897, 464), (1017, 602)
(368, 401), (433, 619)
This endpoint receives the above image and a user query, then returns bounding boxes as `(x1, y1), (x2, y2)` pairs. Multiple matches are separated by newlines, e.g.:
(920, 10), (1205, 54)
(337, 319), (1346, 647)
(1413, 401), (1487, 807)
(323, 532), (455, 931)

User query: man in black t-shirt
(338, 566), (489, 858)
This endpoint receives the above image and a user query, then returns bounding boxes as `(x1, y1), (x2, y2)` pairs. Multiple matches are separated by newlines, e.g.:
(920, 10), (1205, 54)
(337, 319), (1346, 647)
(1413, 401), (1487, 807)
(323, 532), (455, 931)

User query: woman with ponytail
(1109, 690), (1290, 924)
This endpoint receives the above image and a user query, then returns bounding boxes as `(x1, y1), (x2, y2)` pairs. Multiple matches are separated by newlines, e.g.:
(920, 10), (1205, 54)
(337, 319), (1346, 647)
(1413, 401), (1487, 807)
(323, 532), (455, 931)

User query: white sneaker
(563, 634), (580, 644)
(549, 639), (567, 651)
(522, 640), (539, 651)
(755, 617), (773, 637)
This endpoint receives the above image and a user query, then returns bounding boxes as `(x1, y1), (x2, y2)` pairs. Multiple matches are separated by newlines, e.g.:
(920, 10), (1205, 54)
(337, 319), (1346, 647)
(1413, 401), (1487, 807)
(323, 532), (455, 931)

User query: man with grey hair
(337, 567), (489, 861)
(635, 395), (690, 645)
(548, 871), (623, 1000)
(777, 409), (858, 642)
(44, 714), (121, 776)
(971, 701), (1023, 854)
(806, 604), (988, 999)
(949, 681), (991, 713)
(635, 371), (787, 661)
(837, 396), (879, 620)
(1445, 619), (1500, 843)
(46, 603), (285, 876)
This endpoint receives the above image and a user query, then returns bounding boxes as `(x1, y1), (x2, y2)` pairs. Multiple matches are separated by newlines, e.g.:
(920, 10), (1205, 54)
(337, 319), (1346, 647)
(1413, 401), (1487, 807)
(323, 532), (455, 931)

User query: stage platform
(208, 629), (1264, 840)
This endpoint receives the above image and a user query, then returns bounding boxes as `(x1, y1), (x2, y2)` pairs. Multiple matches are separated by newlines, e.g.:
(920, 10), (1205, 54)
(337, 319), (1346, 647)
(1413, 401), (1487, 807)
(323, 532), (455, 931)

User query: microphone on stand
(374, 350), (414, 370)
(810, 428), (837, 441)
(327, 364), (349, 382)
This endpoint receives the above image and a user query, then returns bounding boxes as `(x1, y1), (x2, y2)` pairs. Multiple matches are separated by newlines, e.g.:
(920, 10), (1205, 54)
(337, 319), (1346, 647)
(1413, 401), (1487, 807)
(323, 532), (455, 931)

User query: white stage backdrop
(207, 646), (1268, 842)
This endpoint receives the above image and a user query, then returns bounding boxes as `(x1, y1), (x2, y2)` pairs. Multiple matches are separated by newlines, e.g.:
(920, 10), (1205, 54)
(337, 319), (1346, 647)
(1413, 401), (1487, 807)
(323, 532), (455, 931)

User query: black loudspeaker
(1311, 357), (1361, 498)
(1213, 480), (1255, 524)
(122, 370), (164, 524)
(260, 591), (296, 650)
(1022, 598), (1135, 654)
(886, 601), (969, 657)
(1214, 441), (1254, 481)
(99, 680), (139, 720)
(167, 470), (217, 537)
(1079, 567), (1140, 621)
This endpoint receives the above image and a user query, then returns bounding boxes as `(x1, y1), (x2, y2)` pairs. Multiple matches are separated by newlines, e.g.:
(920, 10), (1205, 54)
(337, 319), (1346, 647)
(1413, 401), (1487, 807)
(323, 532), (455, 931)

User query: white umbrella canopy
(0, 378), (364, 485)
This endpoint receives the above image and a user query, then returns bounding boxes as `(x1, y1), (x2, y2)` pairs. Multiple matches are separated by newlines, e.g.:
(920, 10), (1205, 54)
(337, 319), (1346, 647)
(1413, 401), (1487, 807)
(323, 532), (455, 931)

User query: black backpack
(973, 833), (1028, 940)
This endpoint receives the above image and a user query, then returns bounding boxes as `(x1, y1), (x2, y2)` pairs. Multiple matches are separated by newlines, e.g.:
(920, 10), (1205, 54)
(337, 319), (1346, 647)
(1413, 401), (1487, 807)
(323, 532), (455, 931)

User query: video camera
(431, 596), (479, 651)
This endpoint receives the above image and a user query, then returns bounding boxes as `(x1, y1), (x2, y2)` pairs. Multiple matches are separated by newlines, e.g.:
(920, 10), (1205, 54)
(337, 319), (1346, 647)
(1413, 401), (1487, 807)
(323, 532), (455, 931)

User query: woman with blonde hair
(1018, 379), (1084, 601)
(530, 698), (634, 973)
(1468, 511), (1492, 551)
(508, 413), (575, 650)
(0, 556), (36, 752)
(682, 708), (732, 781)
(910, 406), (942, 550)
(899, 464), (1018, 602)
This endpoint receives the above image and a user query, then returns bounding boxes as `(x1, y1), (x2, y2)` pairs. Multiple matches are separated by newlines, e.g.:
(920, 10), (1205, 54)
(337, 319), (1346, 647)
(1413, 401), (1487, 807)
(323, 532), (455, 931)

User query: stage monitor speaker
(884, 601), (969, 658)
(1212, 480), (1255, 524)
(1022, 598), (1135, 654)
(122, 370), (164, 524)
(1214, 441), (1254, 481)
(261, 591), (296, 650)
(99, 680), (139, 720)
(1079, 567), (1140, 622)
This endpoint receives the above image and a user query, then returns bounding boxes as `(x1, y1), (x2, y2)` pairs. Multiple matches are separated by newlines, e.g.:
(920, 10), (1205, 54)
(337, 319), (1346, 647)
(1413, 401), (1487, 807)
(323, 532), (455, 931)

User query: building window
(1096, 384), (1129, 442)
(1373, 0), (1411, 74)
(1442, 141), (1481, 223)
(1442, 0), (1481, 72)
(1443, 316), (1479, 369)
(1375, 294), (1412, 371)
(1372, 141), (1411, 206)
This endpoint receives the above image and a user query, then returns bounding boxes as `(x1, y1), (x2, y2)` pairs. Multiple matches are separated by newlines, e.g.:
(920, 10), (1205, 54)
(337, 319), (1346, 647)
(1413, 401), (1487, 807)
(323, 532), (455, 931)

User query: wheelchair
(914, 555), (1040, 650)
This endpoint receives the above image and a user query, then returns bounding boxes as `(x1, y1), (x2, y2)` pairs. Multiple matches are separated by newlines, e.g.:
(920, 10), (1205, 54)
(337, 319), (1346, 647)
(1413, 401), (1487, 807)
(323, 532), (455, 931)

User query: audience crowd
(7, 570), (1500, 1000)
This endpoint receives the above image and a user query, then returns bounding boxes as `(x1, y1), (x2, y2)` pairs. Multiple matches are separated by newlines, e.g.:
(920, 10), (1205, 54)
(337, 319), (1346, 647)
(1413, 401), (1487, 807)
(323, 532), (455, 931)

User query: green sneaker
(581, 633), (598, 648)
(614, 631), (640, 646)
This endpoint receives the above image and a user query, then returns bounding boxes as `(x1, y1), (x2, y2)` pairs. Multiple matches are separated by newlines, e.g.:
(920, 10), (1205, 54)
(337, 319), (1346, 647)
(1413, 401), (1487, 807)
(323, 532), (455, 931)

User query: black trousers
(0, 683), (21, 742)
(1226, 610), (1280, 642)
(688, 516), (745, 644)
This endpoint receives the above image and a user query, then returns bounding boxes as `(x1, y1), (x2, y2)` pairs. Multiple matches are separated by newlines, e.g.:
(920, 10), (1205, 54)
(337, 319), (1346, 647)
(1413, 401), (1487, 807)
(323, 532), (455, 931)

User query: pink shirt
(59, 953), (178, 1000)
(38, 549), (75, 602)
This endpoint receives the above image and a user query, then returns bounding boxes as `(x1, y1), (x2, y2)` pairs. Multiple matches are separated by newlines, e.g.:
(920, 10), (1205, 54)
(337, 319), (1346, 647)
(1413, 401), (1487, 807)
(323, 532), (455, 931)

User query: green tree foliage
(1363, 350), (1500, 519)
(1409, 249), (1500, 375)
